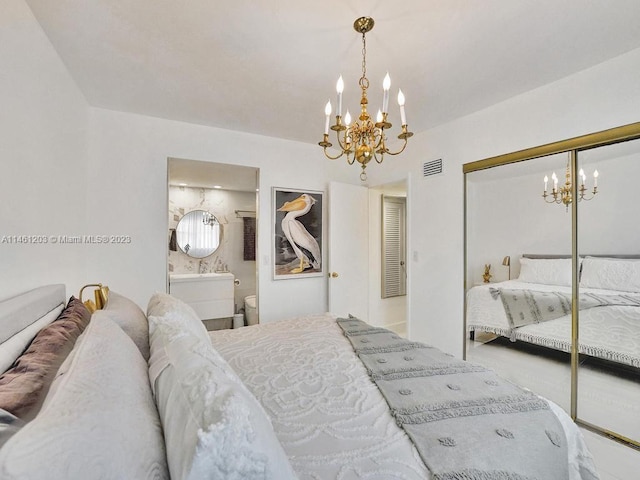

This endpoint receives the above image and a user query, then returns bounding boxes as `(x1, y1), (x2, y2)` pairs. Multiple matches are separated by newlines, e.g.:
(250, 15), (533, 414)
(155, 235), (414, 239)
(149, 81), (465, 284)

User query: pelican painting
(274, 189), (323, 277)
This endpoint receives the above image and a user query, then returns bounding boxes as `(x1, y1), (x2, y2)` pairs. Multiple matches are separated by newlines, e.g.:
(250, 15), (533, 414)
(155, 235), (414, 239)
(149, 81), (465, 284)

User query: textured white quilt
(210, 314), (598, 480)
(467, 281), (640, 367)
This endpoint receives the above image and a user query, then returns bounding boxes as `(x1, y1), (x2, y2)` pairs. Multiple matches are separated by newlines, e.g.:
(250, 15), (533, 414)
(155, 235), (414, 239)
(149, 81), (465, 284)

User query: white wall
(466, 161), (572, 285)
(84, 108), (328, 321)
(0, 0), (89, 300)
(365, 46), (640, 358)
(578, 150), (640, 254)
(466, 150), (640, 285)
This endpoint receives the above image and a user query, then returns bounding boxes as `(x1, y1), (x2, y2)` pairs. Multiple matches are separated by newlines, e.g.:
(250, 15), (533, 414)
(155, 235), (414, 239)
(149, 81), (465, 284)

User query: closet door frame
(463, 121), (640, 450)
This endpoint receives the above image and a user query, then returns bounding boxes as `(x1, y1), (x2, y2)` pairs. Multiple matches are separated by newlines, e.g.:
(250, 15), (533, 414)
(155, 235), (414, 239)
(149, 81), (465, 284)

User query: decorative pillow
(148, 310), (297, 480)
(580, 257), (640, 293)
(0, 304), (63, 376)
(94, 291), (150, 360)
(517, 257), (573, 287)
(0, 296), (90, 421)
(0, 316), (169, 480)
(147, 292), (210, 343)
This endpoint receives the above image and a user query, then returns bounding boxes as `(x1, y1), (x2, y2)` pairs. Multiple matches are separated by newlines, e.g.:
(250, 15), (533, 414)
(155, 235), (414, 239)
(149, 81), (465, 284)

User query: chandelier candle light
(319, 17), (413, 181)
(542, 158), (599, 210)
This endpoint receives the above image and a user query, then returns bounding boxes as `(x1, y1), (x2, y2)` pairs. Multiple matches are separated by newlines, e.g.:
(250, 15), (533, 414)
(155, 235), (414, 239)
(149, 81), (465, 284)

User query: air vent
(423, 159), (443, 177)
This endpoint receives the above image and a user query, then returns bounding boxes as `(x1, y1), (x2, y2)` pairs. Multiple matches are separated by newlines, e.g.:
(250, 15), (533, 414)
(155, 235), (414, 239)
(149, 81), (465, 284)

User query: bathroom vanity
(168, 272), (234, 322)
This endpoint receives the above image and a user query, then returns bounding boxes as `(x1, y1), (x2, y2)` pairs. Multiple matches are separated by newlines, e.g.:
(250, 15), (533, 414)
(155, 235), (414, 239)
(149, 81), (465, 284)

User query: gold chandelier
(319, 17), (413, 181)
(542, 158), (599, 210)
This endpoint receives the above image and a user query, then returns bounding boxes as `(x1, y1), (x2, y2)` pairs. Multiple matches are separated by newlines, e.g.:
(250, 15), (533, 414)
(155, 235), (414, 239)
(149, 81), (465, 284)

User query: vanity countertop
(169, 272), (233, 282)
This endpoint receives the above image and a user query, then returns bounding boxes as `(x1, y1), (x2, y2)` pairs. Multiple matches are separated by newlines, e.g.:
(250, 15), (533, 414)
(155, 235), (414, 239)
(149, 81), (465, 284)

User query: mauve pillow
(0, 297), (90, 421)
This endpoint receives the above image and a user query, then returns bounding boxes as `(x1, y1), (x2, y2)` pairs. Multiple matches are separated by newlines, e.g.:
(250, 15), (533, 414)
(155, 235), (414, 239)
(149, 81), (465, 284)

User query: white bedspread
(467, 281), (640, 367)
(210, 313), (598, 480)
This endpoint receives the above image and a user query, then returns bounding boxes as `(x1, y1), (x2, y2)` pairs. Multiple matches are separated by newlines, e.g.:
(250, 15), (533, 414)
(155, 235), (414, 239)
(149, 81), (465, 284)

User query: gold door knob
(330, 272), (339, 278)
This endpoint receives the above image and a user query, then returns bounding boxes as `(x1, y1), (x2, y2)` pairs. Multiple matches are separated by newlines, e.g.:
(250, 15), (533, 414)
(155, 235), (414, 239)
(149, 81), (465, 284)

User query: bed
(0, 284), (599, 479)
(467, 256), (640, 368)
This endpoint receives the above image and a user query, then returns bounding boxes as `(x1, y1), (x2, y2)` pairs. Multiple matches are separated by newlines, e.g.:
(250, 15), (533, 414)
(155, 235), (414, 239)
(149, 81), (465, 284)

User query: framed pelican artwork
(273, 187), (324, 279)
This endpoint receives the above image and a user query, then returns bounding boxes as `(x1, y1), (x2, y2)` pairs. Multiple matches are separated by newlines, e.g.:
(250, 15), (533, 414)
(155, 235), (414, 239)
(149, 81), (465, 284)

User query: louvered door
(382, 195), (406, 298)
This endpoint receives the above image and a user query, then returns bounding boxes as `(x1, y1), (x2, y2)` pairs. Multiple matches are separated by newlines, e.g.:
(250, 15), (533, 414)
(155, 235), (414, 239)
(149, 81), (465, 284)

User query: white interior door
(328, 181), (369, 319)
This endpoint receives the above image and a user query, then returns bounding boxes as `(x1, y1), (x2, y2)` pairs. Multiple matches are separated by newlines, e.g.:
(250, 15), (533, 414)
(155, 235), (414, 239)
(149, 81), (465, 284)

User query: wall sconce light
(502, 256), (511, 280)
(79, 283), (109, 312)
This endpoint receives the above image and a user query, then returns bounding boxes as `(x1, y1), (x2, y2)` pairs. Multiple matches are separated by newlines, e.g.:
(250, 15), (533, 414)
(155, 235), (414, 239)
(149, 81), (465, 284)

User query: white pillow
(580, 257), (640, 293)
(97, 291), (151, 360)
(517, 257), (573, 286)
(147, 292), (209, 343)
(0, 316), (169, 480)
(148, 311), (297, 480)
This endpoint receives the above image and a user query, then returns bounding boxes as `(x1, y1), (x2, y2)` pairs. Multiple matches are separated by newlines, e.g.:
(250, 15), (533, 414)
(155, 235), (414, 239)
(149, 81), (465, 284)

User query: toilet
(244, 295), (258, 326)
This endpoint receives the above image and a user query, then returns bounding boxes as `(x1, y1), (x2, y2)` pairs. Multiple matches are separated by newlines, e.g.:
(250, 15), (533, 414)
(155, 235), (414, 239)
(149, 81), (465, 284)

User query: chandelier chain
(359, 32), (368, 89)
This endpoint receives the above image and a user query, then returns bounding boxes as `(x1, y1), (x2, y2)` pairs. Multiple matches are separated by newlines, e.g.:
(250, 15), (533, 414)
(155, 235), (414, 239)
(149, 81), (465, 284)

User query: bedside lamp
(502, 256), (511, 280)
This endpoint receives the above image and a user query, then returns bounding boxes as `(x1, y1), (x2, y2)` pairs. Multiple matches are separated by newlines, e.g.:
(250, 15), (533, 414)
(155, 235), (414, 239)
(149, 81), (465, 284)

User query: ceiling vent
(423, 159), (443, 177)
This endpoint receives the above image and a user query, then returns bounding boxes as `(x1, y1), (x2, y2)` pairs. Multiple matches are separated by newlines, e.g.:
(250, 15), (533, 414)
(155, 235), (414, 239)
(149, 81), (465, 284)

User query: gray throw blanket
(337, 317), (569, 480)
(491, 288), (640, 334)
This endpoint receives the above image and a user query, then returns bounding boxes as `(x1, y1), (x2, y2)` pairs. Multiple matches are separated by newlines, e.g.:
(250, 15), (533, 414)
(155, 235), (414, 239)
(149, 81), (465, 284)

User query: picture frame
(272, 187), (323, 280)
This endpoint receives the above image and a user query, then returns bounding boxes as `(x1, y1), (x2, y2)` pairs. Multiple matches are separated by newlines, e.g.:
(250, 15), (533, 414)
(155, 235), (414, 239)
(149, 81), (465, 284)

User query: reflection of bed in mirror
(467, 255), (640, 368)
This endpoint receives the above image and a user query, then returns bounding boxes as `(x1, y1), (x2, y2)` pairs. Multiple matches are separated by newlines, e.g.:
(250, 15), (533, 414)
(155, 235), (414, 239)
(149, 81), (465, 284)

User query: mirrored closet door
(576, 139), (640, 444)
(464, 122), (640, 449)
(465, 153), (572, 414)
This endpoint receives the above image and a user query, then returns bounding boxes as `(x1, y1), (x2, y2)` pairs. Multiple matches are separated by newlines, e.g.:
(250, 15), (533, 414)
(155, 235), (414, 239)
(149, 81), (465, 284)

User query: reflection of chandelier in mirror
(319, 17), (413, 182)
(542, 159), (599, 210)
(202, 211), (217, 226)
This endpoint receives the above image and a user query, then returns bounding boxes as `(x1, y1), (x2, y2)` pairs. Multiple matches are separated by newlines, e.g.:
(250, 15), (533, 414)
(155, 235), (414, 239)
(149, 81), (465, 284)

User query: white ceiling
(25, 0), (640, 147)
(168, 158), (258, 192)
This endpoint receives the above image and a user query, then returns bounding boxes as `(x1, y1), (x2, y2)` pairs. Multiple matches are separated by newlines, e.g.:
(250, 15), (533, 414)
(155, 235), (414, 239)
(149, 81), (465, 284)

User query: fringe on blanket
(513, 331), (640, 368)
(468, 326), (640, 368)
(434, 470), (533, 480)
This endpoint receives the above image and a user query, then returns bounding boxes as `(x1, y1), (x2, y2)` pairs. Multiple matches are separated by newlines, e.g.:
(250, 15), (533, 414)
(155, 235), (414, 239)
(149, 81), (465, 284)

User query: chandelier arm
(335, 130), (351, 152)
(322, 146), (345, 161)
(381, 137), (409, 156)
(578, 185), (598, 201)
(542, 169), (598, 207)
(542, 196), (562, 205)
(371, 131), (385, 163)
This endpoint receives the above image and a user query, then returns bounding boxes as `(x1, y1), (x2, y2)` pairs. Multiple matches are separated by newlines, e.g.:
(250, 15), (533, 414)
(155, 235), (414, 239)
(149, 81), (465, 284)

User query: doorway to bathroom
(167, 158), (259, 329)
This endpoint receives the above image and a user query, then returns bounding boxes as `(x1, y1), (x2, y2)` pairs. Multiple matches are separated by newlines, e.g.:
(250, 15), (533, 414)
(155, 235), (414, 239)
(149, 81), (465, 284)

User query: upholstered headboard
(0, 285), (65, 373)
(519, 254), (640, 291)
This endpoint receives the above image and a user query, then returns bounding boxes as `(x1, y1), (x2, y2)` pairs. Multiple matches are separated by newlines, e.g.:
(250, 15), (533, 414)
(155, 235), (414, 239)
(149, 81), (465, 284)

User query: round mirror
(176, 210), (221, 258)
